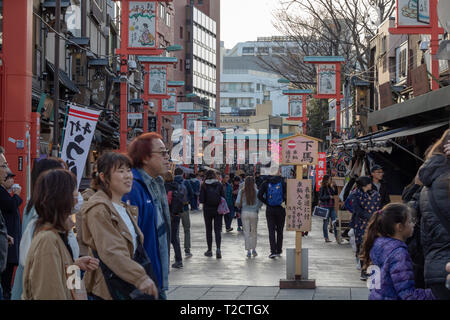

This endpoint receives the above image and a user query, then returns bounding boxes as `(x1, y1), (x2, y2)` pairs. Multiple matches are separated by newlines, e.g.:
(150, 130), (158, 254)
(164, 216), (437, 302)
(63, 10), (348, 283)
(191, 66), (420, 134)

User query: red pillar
(430, 0), (440, 91)
(2, 0), (33, 205)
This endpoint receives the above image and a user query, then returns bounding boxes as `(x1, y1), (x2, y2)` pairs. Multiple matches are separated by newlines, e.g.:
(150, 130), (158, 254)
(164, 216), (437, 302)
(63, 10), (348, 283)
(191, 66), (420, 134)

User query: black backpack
(170, 183), (187, 214)
(204, 183), (221, 207)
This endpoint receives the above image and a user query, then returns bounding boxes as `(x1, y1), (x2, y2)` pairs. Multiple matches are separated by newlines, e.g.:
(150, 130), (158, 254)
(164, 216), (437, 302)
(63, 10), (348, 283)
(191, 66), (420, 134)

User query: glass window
(194, 7), (198, 22)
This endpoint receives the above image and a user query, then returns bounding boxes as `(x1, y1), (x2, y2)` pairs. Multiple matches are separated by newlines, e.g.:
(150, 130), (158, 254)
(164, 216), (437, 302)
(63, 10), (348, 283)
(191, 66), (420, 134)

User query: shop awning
(368, 85), (450, 126)
(371, 121), (449, 142)
(46, 61), (80, 94)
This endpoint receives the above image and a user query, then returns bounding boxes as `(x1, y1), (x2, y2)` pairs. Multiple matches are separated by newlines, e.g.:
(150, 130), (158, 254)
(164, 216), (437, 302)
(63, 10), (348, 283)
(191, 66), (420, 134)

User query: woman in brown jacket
(23, 169), (98, 300)
(81, 152), (158, 300)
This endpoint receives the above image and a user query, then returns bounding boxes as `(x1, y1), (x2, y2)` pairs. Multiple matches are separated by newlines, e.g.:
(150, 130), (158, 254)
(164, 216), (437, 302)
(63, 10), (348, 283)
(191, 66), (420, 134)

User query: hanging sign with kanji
(162, 87), (177, 112)
(128, 1), (157, 48)
(317, 64), (336, 95)
(61, 105), (101, 189)
(281, 134), (319, 165)
(315, 152), (327, 191)
(286, 179), (312, 231)
(289, 96), (303, 118)
(397, 0), (430, 27)
(149, 64), (167, 95)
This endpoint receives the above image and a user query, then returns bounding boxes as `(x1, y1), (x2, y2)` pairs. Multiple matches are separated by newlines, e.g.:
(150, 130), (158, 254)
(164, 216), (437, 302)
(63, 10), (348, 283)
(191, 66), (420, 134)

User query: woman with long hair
(236, 176), (262, 258)
(81, 152), (158, 300)
(417, 129), (450, 299)
(352, 176), (381, 280)
(318, 175), (338, 243)
(23, 169), (98, 299)
(199, 169), (225, 259)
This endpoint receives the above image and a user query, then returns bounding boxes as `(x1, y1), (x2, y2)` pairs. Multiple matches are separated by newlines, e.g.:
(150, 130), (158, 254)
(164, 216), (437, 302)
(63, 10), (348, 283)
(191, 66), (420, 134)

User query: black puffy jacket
(418, 154), (450, 287)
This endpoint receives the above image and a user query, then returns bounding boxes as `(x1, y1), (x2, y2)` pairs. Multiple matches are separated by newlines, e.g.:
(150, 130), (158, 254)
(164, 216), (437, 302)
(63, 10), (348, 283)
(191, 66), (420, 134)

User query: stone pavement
(167, 206), (369, 300)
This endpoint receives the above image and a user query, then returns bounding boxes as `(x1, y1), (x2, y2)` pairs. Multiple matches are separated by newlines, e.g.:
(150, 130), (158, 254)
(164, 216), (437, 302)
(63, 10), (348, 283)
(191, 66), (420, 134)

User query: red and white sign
(288, 140), (296, 149)
(316, 152), (327, 191)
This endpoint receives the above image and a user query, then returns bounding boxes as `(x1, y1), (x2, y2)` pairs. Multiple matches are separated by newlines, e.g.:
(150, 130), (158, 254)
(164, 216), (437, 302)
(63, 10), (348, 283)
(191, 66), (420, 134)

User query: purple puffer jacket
(369, 237), (435, 300)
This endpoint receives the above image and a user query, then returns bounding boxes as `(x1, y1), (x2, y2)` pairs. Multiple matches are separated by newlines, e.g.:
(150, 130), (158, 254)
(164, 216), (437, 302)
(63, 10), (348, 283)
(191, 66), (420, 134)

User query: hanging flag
(316, 152), (327, 191)
(61, 105), (101, 189)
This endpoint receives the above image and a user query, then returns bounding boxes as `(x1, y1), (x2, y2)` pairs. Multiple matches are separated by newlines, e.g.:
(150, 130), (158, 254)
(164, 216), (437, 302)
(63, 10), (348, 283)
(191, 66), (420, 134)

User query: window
(381, 35), (387, 54)
(256, 83), (261, 91)
(180, 59), (183, 71)
(257, 47), (269, 55)
(180, 26), (183, 39)
(396, 42), (408, 81)
(159, 3), (165, 19)
(242, 47), (254, 54)
(165, 12), (171, 27)
(272, 46), (285, 54)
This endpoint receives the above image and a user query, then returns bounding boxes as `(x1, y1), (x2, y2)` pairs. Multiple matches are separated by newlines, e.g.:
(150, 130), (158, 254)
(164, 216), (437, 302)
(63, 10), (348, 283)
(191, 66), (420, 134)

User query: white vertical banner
(61, 105), (101, 189)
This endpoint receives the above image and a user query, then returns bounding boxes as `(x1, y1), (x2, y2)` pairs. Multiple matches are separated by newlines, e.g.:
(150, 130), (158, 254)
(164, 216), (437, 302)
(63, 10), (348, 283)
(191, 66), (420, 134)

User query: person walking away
(236, 176), (262, 258)
(81, 152), (158, 300)
(10, 158), (77, 300)
(0, 170), (22, 299)
(164, 172), (184, 269)
(257, 170), (287, 259)
(255, 172), (264, 190)
(360, 203), (435, 300)
(23, 169), (98, 300)
(122, 133), (171, 300)
(352, 176), (381, 280)
(370, 165), (390, 207)
(199, 170), (225, 259)
(418, 129), (450, 300)
(174, 168), (193, 258)
(189, 173), (200, 211)
(319, 175), (339, 243)
(232, 176), (243, 231)
(222, 174), (235, 232)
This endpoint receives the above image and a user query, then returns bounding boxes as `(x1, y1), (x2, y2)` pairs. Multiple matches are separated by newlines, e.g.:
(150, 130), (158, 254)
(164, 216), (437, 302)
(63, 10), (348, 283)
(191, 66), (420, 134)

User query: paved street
(168, 205), (369, 300)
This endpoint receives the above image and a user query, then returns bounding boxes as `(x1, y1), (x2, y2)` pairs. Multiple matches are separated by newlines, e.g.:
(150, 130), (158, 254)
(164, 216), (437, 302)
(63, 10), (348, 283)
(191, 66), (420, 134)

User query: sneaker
(360, 271), (368, 281)
(252, 249), (258, 257)
(204, 250), (213, 257)
(356, 258), (361, 270)
(171, 261), (183, 268)
(226, 228), (233, 232)
(237, 226), (243, 232)
(216, 249), (222, 259)
(269, 253), (277, 259)
(325, 238), (332, 243)
(247, 250), (251, 258)
(276, 251), (282, 257)
(185, 251), (193, 258)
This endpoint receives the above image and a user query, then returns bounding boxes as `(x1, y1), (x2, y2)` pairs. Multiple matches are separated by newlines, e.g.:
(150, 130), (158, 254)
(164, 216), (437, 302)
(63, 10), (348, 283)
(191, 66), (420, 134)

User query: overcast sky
(221, 0), (283, 49)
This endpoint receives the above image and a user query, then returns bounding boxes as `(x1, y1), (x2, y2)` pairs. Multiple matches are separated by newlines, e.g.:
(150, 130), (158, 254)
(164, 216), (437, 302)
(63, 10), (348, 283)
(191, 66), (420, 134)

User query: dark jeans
(1, 263), (16, 300)
(190, 195), (199, 211)
(170, 215), (182, 263)
(224, 205), (235, 229)
(203, 212), (222, 251)
(266, 207), (286, 255)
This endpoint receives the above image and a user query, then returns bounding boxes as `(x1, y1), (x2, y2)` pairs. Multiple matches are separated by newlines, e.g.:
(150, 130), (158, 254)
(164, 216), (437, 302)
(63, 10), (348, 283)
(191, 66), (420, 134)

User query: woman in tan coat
(22, 169), (98, 300)
(81, 152), (158, 300)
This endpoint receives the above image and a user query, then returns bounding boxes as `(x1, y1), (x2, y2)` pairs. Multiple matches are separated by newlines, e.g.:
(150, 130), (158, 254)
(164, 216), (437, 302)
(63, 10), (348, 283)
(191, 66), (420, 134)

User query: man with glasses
(123, 133), (171, 300)
(370, 164), (390, 207)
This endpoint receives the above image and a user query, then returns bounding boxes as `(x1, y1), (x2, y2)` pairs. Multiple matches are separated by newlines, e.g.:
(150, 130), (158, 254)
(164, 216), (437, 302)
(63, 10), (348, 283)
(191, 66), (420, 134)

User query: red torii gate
(113, 0), (173, 152)
(282, 89), (312, 134)
(389, 0), (444, 91)
(304, 56), (345, 134)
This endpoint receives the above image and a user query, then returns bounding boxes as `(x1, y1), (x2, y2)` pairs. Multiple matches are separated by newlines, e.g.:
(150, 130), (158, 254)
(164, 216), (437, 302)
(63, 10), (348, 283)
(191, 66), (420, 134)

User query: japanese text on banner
(316, 152), (327, 191)
(60, 105), (101, 189)
(286, 179), (312, 232)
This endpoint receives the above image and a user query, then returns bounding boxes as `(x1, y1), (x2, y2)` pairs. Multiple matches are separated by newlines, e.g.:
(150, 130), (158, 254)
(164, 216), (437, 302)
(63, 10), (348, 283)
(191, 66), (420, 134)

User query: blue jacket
(369, 237), (435, 300)
(123, 168), (171, 292)
(174, 175), (193, 211)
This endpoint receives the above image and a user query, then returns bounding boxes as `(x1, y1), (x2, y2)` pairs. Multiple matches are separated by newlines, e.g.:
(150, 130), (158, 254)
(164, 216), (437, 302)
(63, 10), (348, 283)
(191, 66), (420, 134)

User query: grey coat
(419, 154), (450, 287)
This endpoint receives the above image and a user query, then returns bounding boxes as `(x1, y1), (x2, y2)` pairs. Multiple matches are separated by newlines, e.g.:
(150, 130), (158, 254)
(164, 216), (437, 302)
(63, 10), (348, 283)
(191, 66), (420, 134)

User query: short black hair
(356, 176), (372, 189)
(370, 164), (383, 172)
(174, 168), (184, 176)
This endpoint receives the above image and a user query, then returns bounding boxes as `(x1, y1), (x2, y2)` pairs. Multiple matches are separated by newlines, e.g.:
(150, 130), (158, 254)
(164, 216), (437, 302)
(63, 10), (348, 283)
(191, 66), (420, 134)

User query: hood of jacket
(267, 175), (283, 184)
(419, 154), (450, 187)
(370, 237), (406, 266)
(174, 175), (184, 184)
(205, 179), (219, 185)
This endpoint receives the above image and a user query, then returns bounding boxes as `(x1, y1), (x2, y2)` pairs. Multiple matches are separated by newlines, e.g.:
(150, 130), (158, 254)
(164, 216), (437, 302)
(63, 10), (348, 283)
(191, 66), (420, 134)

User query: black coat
(371, 179), (390, 207)
(418, 154), (450, 287)
(199, 180), (224, 216)
(0, 185), (22, 264)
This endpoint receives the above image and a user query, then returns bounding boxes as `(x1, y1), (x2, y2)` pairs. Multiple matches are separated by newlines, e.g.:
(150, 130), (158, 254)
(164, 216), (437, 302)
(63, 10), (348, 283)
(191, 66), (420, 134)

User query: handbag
(218, 197), (230, 215)
(312, 206), (329, 219)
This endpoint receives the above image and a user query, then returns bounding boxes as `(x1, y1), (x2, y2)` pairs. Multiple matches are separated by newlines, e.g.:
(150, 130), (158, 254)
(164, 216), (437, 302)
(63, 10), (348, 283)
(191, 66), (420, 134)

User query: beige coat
(76, 188), (96, 256)
(22, 224), (79, 300)
(81, 190), (149, 300)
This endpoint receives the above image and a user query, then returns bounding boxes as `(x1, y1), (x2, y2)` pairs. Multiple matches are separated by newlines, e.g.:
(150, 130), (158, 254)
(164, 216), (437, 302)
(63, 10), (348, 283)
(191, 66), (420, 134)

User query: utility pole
(52, 0), (61, 157)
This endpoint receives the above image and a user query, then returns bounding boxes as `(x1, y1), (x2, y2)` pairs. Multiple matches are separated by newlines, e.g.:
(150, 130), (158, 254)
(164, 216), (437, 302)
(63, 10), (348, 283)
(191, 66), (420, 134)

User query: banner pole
(58, 104), (70, 158)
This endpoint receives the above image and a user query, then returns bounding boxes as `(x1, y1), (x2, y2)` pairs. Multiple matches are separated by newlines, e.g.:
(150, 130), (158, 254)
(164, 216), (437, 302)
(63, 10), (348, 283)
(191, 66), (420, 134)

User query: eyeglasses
(0, 164), (8, 169)
(151, 150), (170, 157)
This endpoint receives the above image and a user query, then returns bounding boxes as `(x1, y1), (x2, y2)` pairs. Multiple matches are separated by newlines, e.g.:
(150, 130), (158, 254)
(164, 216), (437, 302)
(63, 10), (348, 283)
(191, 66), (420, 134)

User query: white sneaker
(356, 259), (361, 270)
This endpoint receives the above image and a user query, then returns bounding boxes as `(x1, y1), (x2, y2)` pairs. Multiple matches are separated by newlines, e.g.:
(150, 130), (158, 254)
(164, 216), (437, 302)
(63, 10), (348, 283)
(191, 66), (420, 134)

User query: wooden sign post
(279, 133), (322, 289)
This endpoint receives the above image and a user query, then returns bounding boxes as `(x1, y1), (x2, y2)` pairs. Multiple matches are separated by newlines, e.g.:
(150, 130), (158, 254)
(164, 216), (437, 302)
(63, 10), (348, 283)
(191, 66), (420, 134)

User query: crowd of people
(0, 128), (448, 300)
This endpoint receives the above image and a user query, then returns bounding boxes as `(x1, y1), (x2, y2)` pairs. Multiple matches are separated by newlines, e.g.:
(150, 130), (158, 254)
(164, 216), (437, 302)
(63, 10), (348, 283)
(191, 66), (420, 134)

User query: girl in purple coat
(360, 203), (435, 300)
